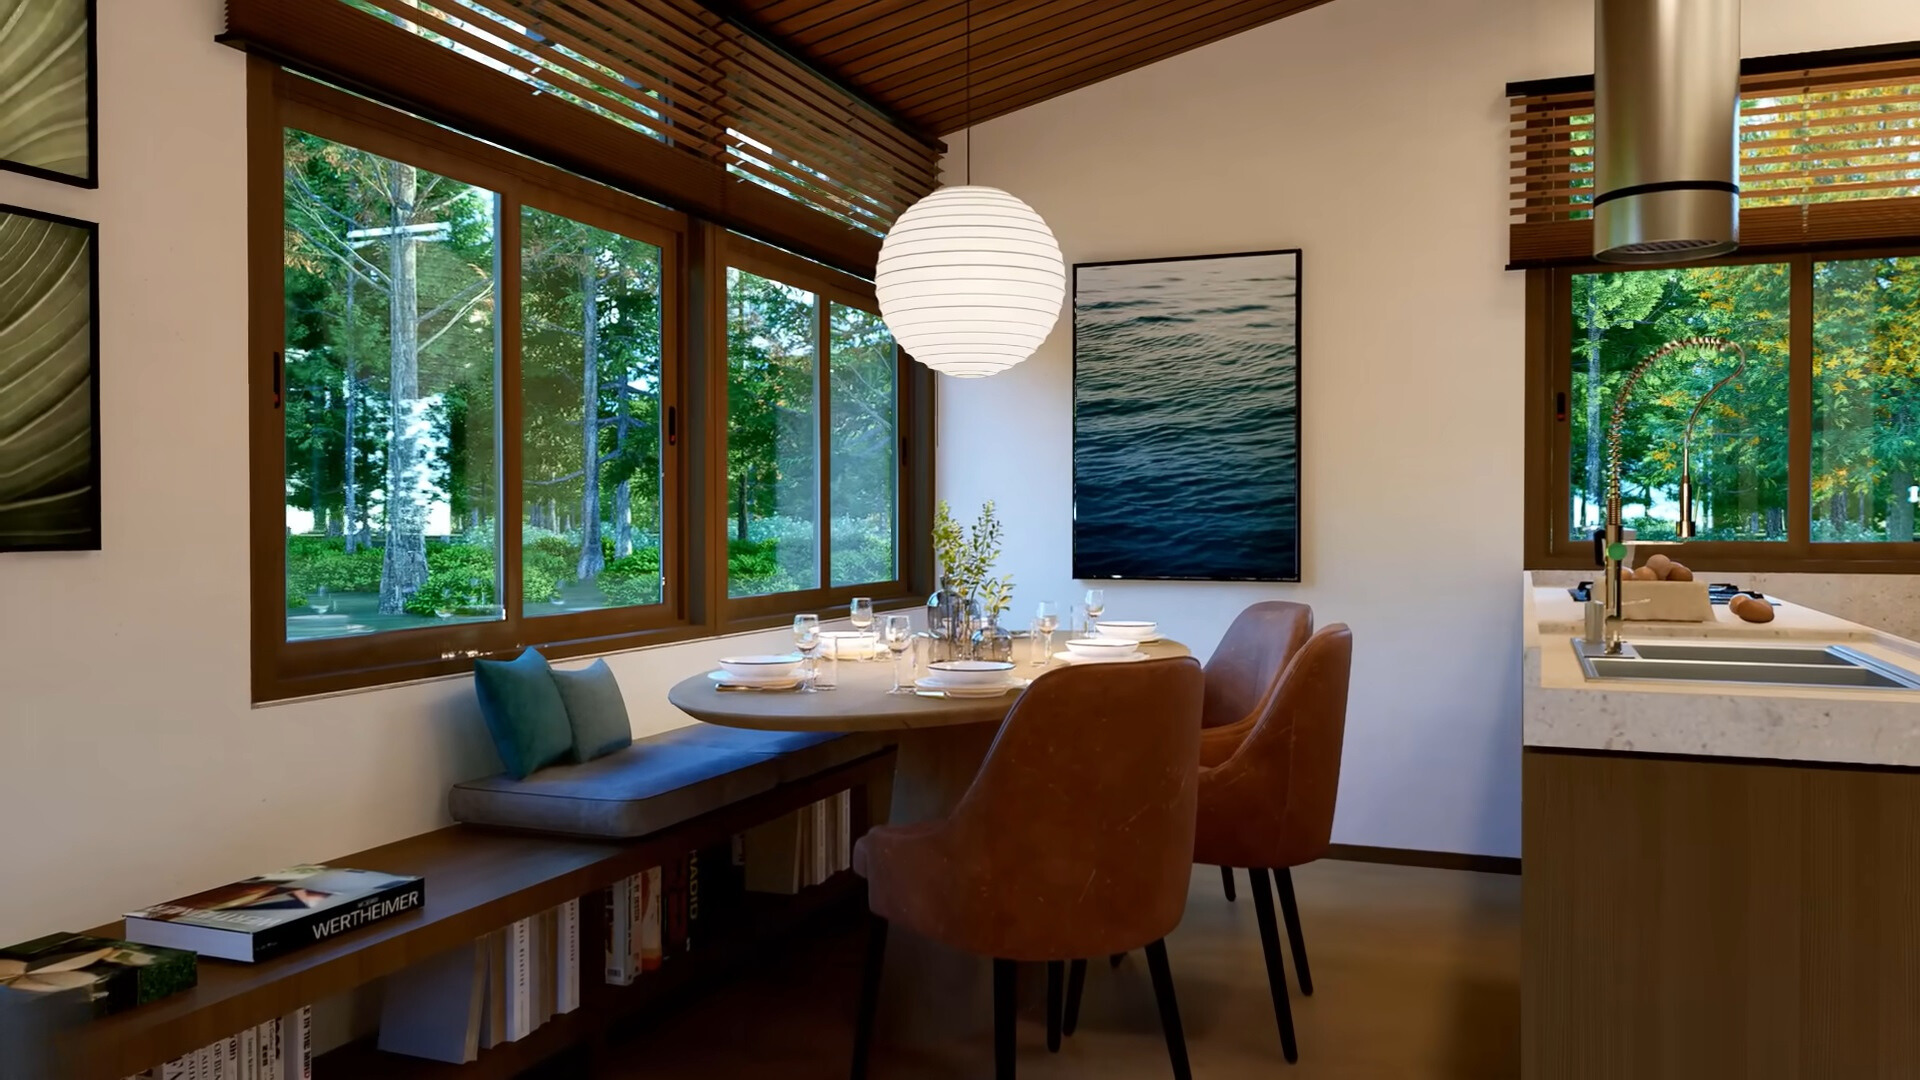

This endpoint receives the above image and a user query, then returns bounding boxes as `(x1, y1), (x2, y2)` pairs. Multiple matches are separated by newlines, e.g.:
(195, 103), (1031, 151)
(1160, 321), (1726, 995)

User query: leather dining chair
(1200, 600), (1314, 902)
(850, 657), (1207, 1080)
(1195, 624), (1353, 1063)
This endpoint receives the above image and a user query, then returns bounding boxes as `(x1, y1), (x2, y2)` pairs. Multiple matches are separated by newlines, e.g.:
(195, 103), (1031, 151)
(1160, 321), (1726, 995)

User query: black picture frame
(1072, 248), (1303, 583)
(0, 0), (100, 189)
(0, 203), (102, 552)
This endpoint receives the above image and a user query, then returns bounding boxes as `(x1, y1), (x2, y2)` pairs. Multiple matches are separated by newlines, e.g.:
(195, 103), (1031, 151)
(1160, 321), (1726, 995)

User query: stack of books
(0, 934), (196, 1017)
(123, 866), (425, 963)
(744, 793), (855, 895)
(377, 900), (580, 1064)
(127, 1006), (310, 1080)
(603, 840), (748, 987)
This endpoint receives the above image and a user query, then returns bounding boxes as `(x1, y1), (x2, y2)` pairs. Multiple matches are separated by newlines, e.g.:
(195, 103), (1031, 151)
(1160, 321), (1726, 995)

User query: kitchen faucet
(1598, 335), (1748, 654)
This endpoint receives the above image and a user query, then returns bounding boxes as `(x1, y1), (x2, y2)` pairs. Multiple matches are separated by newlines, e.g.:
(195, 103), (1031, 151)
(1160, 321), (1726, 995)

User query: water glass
(793, 614), (822, 692)
(883, 614), (914, 694)
(1069, 603), (1089, 639)
(1033, 601), (1059, 665)
(1084, 588), (1107, 629)
(849, 597), (875, 659)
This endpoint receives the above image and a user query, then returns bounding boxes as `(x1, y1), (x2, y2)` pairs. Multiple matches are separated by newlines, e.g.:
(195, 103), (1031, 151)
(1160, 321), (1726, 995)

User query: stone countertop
(1523, 573), (1920, 767)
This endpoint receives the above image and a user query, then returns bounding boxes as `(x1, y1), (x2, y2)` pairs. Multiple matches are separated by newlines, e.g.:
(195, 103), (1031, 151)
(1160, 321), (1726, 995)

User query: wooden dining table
(666, 637), (1195, 1043)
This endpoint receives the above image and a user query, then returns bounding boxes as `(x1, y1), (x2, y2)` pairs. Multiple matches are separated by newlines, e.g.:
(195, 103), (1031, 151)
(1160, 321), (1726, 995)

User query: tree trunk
(576, 270), (605, 581)
(342, 276), (361, 554)
(378, 161), (430, 614)
(1891, 469), (1916, 542)
(1832, 490), (1849, 532)
(736, 470), (750, 541)
(614, 376), (633, 558)
(1584, 287), (1603, 529)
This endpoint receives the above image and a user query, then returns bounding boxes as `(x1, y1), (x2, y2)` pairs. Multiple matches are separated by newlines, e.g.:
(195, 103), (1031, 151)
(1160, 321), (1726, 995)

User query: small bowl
(1065, 636), (1141, 659)
(718, 654), (804, 680)
(1095, 620), (1158, 642)
(927, 660), (1017, 687)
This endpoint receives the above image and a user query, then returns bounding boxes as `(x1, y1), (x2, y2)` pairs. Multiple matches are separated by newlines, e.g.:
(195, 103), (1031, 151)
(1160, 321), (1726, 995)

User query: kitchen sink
(1574, 640), (1920, 691)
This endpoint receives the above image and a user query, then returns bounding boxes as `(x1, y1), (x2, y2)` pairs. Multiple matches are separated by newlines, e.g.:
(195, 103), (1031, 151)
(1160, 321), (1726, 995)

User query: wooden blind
(1509, 44), (1920, 267)
(221, 0), (943, 275)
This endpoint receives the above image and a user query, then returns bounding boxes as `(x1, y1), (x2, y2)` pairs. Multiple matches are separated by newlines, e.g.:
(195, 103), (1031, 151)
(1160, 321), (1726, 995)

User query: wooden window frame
(250, 64), (933, 702)
(1524, 248), (1920, 575)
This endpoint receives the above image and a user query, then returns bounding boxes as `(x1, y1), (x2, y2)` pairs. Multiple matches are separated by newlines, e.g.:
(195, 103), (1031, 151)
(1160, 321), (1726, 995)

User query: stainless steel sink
(1574, 641), (1920, 690)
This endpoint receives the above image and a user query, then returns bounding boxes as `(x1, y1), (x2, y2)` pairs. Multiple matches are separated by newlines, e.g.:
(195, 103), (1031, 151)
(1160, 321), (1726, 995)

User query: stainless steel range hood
(1593, 0), (1742, 263)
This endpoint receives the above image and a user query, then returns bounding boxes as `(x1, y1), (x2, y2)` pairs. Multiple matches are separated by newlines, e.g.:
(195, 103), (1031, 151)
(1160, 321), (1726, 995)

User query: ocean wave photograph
(1073, 250), (1300, 581)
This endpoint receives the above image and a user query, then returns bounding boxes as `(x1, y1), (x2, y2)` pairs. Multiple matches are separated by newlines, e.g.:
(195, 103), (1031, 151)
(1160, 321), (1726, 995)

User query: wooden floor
(587, 860), (1520, 1079)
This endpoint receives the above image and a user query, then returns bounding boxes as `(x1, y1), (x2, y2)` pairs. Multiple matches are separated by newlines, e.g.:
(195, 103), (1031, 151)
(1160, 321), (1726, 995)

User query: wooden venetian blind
(1509, 43), (1920, 267)
(221, 0), (943, 274)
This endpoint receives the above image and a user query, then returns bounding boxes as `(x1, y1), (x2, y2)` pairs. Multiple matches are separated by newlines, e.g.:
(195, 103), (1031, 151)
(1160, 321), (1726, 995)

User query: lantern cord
(964, 0), (971, 185)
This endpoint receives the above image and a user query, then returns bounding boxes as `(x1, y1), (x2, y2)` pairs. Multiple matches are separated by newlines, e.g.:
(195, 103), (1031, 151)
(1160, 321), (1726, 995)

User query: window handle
(667, 405), (677, 446)
(1555, 390), (1566, 422)
(272, 351), (283, 410)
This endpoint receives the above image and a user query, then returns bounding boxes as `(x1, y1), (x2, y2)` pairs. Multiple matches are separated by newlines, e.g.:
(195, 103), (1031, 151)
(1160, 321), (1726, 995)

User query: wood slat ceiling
(723, 0), (1336, 136)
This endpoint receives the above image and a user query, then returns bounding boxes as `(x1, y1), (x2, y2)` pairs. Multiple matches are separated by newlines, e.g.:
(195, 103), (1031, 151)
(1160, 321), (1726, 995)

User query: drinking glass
(883, 614), (914, 694)
(849, 597), (875, 660)
(793, 614), (823, 692)
(1033, 601), (1059, 665)
(1084, 589), (1107, 631)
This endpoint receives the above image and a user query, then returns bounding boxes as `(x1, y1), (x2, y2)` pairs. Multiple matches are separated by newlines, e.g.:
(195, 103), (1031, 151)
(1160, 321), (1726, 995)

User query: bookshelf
(69, 749), (893, 1080)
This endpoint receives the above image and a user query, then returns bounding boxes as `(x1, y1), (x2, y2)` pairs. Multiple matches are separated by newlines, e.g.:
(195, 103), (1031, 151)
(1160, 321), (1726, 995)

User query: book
(0, 933), (197, 1017)
(603, 878), (636, 986)
(663, 855), (689, 958)
(124, 867), (424, 963)
(221, 1035), (240, 1080)
(745, 812), (803, 895)
(556, 899), (580, 1013)
(266, 1017), (282, 1080)
(640, 867), (663, 972)
(283, 1006), (312, 1080)
(483, 930), (506, 1049)
(239, 1025), (257, 1080)
(506, 918), (531, 1041)
(377, 939), (485, 1063)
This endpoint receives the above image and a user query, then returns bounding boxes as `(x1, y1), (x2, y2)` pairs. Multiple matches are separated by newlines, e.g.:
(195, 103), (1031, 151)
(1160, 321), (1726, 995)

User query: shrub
(600, 548), (663, 607)
(286, 535), (383, 596)
(403, 543), (500, 617)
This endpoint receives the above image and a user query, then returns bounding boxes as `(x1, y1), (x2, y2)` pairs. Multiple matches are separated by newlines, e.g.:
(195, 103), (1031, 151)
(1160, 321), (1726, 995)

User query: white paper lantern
(874, 185), (1066, 379)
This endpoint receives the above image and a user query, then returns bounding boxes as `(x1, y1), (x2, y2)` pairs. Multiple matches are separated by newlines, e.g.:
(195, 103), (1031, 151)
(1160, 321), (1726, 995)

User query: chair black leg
(1274, 867), (1314, 996)
(1221, 864), (1237, 902)
(1248, 867), (1300, 1063)
(1109, 953), (1125, 968)
(1062, 959), (1087, 1036)
(851, 915), (888, 1080)
(1143, 939), (1193, 1080)
(1047, 960), (1064, 1052)
(993, 958), (1017, 1079)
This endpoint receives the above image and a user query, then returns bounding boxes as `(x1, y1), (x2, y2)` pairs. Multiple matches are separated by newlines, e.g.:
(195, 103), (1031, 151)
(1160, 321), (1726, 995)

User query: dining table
(666, 634), (1194, 1043)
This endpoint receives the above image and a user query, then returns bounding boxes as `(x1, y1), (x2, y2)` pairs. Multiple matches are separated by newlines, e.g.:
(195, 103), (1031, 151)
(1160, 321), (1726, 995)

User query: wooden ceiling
(723, 0), (1336, 137)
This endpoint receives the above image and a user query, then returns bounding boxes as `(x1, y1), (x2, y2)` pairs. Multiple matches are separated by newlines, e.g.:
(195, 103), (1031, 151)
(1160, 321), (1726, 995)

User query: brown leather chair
(1195, 624), (1353, 1064)
(851, 657), (1207, 1080)
(1199, 600), (1313, 903)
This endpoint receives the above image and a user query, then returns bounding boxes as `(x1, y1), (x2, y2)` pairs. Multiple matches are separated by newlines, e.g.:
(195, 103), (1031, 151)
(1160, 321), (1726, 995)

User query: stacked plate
(918, 660), (1025, 698)
(1094, 620), (1160, 643)
(709, 654), (806, 690)
(1056, 636), (1149, 664)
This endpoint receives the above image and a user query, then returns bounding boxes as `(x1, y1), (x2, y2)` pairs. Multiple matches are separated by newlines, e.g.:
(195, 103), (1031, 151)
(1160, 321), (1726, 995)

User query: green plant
(931, 500), (1010, 610)
(402, 543), (501, 617)
(600, 549), (663, 606)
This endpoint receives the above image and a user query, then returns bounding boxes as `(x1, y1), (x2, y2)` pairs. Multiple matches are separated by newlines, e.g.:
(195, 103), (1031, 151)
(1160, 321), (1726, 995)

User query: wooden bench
(67, 733), (895, 1080)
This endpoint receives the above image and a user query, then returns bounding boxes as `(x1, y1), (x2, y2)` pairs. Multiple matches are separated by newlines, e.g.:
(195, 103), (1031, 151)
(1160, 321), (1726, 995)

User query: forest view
(1569, 258), (1920, 544)
(282, 132), (898, 641)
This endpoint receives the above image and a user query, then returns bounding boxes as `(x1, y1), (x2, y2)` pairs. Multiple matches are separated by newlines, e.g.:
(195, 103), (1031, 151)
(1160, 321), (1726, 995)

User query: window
(251, 70), (930, 701)
(1528, 254), (1920, 572)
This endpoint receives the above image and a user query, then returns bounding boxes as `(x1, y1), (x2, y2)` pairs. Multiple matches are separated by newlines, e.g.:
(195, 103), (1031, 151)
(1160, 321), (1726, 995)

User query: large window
(252, 71), (929, 700)
(1529, 254), (1920, 571)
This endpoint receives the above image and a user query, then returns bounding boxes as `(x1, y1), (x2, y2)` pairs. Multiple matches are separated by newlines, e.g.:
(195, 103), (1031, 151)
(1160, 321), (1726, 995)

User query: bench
(72, 726), (896, 1080)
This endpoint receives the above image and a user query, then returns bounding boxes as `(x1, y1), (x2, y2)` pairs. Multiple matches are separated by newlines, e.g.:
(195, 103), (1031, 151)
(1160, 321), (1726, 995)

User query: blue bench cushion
(449, 725), (869, 839)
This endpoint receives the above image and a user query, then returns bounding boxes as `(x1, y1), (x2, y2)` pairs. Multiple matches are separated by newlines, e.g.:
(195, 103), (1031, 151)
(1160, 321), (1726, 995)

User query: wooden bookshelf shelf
(68, 749), (893, 1080)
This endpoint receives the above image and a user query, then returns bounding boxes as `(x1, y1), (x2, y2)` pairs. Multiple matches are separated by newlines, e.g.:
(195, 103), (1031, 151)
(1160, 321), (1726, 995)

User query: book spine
(640, 866), (663, 972)
(603, 878), (635, 986)
(267, 1019), (282, 1080)
(628, 872), (643, 978)
(284, 1006), (311, 1080)
(686, 849), (703, 952)
(838, 789), (853, 873)
(244, 879), (426, 961)
(508, 918), (531, 1041)
(239, 1026), (257, 1080)
(558, 898), (580, 1013)
(222, 1035), (240, 1080)
(664, 854), (689, 958)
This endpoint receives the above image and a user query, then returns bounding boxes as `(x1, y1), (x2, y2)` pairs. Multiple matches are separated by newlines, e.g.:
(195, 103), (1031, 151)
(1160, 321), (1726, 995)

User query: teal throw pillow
(550, 659), (633, 764)
(472, 649), (572, 779)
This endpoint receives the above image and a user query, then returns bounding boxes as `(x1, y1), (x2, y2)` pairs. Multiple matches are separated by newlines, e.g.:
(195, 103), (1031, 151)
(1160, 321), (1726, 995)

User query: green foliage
(402, 543), (500, 617)
(931, 500), (1009, 609)
(830, 514), (895, 587)
(600, 549), (663, 607)
(286, 535), (384, 597)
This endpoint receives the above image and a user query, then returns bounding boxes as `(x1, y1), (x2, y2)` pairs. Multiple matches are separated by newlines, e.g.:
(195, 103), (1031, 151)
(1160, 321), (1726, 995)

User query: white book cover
(284, 1006), (312, 1080)
(266, 1018), (282, 1080)
(185, 1047), (201, 1080)
(557, 898), (580, 1013)
(640, 866), (663, 972)
(604, 878), (635, 986)
(508, 917), (532, 1041)
(222, 1035), (240, 1080)
(159, 1058), (186, 1080)
(628, 873), (644, 976)
(239, 1026), (257, 1080)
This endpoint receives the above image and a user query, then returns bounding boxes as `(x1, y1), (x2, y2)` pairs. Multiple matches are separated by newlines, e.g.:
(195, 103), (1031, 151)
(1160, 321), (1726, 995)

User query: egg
(1730, 595), (1775, 623)
(1645, 553), (1674, 578)
(1632, 566), (1660, 581)
(1665, 563), (1694, 582)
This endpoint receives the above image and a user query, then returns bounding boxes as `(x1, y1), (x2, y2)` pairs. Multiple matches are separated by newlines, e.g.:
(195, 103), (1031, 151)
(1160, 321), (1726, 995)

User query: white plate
(1054, 650), (1149, 664)
(916, 674), (1027, 698)
(707, 670), (804, 690)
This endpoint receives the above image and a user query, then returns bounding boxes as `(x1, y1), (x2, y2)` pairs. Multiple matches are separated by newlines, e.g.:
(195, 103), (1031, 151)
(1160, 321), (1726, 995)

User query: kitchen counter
(1522, 571), (1920, 767)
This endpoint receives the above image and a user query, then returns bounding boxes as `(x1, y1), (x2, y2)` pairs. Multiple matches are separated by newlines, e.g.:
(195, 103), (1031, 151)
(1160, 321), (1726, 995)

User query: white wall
(0, 0), (812, 944)
(937, 0), (1920, 858)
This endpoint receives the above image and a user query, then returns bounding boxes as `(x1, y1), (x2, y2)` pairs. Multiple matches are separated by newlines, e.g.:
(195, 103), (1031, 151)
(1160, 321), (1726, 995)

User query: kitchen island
(1522, 572), (1920, 1080)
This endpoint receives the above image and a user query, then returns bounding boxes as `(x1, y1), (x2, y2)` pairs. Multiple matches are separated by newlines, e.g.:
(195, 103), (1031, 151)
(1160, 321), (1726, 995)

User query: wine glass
(793, 614), (823, 692)
(1033, 601), (1059, 666)
(1083, 589), (1107, 633)
(849, 597), (876, 660)
(883, 614), (914, 694)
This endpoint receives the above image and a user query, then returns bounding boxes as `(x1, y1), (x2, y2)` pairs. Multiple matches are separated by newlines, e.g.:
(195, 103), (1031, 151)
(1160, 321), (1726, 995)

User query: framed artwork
(1073, 249), (1301, 582)
(0, 0), (99, 187)
(0, 204), (101, 551)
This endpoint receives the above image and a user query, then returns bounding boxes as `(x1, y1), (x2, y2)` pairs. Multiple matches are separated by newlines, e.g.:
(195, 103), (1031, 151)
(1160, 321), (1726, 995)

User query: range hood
(1593, 0), (1742, 262)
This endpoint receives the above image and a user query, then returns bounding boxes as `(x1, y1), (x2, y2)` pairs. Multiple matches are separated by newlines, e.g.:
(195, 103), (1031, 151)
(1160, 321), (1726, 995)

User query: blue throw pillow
(472, 649), (573, 780)
(550, 659), (634, 764)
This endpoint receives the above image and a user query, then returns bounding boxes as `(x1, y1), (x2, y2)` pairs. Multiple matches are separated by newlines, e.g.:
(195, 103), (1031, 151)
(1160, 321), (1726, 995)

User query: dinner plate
(1053, 650), (1149, 664)
(707, 670), (805, 690)
(915, 674), (1027, 698)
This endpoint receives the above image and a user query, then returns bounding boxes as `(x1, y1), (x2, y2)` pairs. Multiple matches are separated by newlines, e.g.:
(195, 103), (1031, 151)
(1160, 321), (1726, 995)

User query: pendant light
(874, 0), (1065, 379)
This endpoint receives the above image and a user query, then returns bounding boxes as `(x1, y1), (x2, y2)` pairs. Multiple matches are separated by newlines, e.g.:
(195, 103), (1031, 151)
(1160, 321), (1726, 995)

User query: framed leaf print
(0, 0), (98, 187)
(0, 205), (100, 551)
